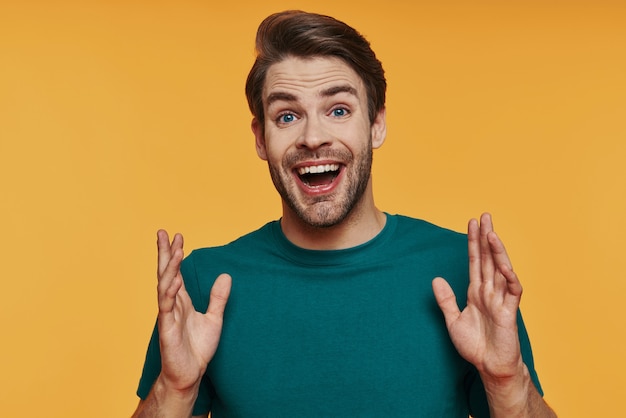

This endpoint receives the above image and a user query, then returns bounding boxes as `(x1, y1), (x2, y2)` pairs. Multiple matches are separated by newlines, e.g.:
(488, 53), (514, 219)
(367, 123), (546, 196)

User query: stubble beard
(268, 142), (373, 229)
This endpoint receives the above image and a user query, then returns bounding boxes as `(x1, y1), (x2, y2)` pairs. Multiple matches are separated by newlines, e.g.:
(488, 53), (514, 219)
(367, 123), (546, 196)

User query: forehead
(262, 56), (365, 100)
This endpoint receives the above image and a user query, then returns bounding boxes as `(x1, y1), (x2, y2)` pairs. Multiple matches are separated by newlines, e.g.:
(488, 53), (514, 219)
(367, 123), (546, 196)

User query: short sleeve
(136, 321), (161, 399)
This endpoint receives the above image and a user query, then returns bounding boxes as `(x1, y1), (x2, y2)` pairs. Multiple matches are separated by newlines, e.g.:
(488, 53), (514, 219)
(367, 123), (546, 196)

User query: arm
(432, 213), (556, 417)
(132, 230), (231, 418)
(133, 391), (208, 418)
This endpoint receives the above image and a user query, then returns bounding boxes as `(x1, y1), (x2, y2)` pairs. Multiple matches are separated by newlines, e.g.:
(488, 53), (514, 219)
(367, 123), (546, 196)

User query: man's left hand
(432, 212), (523, 381)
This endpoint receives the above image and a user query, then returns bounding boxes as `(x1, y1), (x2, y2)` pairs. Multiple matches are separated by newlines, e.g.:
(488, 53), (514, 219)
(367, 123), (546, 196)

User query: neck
(279, 190), (386, 250)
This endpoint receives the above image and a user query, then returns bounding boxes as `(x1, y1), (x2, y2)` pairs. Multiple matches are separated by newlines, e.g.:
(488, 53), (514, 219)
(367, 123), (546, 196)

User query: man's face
(253, 56), (386, 228)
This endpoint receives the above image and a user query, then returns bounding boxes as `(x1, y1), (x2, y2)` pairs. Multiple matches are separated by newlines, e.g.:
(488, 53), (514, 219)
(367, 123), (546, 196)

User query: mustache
(283, 149), (353, 166)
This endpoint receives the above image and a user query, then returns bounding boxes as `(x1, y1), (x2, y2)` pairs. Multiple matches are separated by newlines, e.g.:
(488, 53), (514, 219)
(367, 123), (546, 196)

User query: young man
(133, 10), (556, 417)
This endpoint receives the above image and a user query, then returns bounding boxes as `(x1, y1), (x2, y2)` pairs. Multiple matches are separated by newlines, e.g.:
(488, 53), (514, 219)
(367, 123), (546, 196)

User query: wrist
(151, 374), (200, 416)
(480, 362), (533, 418)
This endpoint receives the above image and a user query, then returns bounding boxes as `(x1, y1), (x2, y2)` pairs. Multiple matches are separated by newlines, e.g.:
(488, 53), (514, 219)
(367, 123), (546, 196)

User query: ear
(370, 107), (387, 149)
(252, 118), (268, 161)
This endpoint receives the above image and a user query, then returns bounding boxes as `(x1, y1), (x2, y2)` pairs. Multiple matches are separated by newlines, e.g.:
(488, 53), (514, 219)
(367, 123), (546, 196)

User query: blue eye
(331, 108), (348, 117)
(279, 113), (296, 124)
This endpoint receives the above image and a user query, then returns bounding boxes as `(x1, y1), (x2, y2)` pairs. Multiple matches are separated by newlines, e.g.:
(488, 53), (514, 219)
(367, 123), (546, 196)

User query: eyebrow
(266, 91), (298, 107)
(320, 84), (358, 98)
(265, 84), (359, 107)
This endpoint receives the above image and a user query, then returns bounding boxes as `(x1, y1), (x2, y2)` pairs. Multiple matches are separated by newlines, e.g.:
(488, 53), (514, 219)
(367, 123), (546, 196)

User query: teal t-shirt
(137, 214), (542, 417)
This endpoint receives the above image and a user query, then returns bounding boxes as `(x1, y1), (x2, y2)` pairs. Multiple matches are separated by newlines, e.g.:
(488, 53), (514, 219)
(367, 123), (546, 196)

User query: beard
(267, 140), (373, 229)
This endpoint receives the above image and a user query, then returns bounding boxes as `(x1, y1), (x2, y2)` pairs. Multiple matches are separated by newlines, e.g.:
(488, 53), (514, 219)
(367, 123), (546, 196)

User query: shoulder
(389, 214), (466, 249)
(179, 221), (279, 308)
(386, 214), (469, 287)
(185, 221), (278, 265)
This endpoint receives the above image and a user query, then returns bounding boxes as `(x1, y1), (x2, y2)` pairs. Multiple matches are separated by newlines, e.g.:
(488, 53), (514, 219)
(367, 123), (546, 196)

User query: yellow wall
(1, 0), (624, 416)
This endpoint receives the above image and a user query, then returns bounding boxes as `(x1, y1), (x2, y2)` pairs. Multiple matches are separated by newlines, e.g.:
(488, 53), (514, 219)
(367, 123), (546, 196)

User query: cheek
(264, 143), (289, 168)
(341, 127), (371, 152)
(263, 131), (294, 163)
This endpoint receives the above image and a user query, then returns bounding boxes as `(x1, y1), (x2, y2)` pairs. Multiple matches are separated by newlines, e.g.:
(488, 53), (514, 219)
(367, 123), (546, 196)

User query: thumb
(432, 277), (461, 326)
(206, 273), (232, 319)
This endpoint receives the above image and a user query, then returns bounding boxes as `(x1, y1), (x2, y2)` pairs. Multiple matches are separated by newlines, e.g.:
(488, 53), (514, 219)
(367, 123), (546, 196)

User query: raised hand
(156, 229), (232, 393)
(432, 213), (523, 380)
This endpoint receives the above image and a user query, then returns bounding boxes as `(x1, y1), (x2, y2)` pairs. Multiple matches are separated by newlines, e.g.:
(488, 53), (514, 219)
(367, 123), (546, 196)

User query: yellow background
(1, 0), (625, 416)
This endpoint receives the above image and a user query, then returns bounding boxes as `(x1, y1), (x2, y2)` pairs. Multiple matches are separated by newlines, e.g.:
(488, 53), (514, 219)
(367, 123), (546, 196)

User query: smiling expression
(253, 56), (386, 229)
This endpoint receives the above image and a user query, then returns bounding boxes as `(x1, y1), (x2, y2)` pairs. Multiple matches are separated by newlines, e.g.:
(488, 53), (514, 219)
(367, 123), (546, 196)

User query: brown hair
(245, 10), (386, 127)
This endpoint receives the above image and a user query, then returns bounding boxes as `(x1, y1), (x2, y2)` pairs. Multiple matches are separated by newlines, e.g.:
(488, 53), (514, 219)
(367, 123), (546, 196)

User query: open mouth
(297, 164), (341, 187)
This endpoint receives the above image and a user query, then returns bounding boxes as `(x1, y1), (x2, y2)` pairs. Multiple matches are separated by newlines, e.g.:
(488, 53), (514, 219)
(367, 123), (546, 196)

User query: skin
(132, 231), (229, 418)
(133, 56), (556, 417)
(433, 213), (557, 417)
(252, 56), (387, 250)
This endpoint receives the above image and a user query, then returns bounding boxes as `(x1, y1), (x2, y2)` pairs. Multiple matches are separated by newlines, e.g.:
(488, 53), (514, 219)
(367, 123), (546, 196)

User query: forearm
(132, 375), (200, 418)
(482, 363), (557, 418)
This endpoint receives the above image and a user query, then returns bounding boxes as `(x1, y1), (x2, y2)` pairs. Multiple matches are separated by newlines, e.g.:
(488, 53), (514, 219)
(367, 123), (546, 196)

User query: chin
(294, 201), (355, 229)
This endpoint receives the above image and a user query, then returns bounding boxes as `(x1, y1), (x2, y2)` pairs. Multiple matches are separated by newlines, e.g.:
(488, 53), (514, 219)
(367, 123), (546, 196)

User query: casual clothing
(137, 214), (542, 417)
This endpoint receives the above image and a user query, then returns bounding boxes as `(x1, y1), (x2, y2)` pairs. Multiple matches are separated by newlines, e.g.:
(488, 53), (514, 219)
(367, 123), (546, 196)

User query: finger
(157, 229), (171, 278)
(157, 231), (184, 278)
(157, 246), (184, 315)
(487, 230), (513, 271)
(467, 218), (482, 285)
(206, 274), (232, 321)
(479, 213), (496, 284)
(483, 214), (511, 298)
(472, 213), (495, 293)
(432, 277), (461, 327)
(487, 232), (523, 298)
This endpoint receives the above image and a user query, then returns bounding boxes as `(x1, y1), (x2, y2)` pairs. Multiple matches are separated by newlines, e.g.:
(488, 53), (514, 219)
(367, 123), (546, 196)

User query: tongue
(304, 172), (336, 187)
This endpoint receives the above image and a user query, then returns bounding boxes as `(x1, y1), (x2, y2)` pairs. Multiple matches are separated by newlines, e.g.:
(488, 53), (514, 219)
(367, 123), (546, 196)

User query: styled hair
(245, 10), (386, 127)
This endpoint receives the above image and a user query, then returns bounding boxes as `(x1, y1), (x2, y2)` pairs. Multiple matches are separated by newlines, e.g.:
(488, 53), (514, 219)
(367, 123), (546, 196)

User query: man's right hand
(156, 229), (232, 393)
(133, 230), (231, 417)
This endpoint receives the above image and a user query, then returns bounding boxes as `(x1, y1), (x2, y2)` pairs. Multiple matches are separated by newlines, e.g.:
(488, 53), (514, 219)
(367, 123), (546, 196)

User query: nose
(295, 116), (331, 150)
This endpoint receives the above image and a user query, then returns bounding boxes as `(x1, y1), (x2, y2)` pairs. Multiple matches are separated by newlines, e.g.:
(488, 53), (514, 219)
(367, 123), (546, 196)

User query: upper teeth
(298, 164), (339, 175)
